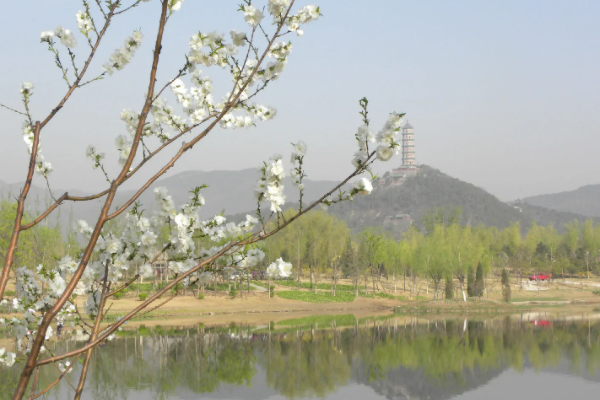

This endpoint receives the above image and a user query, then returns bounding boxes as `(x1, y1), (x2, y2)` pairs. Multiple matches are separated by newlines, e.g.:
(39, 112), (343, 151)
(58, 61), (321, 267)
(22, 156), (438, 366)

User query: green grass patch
(278, 314), (357, 328)
(277, 290), (356, 303)
(128, 283), (155, 292)
(250, 280), (269, 289)
(360, 291), (407, 301)
(273, 280), (365, 291)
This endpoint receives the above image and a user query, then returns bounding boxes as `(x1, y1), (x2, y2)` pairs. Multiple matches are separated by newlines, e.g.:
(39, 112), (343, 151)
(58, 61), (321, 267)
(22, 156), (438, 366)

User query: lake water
(2, 313), (600, 399)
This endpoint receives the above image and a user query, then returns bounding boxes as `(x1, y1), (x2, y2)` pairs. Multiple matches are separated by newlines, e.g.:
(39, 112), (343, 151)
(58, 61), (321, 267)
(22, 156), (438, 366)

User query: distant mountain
(2, 167), (594, 237)
(522, 184), (600, 217)
(327, 165), (597, 236)
(0, 169), (339, 231)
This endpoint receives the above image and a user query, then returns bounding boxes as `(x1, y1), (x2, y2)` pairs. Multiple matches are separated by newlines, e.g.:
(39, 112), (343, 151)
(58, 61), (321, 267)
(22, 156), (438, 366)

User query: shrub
(170, 283), (185, 295)
(138, 292), (149, 301)
(198, 293), (205, 300)
(113, 291), (124, 300)
(229, 289), (238, 299)
(269, 285), (275, 298)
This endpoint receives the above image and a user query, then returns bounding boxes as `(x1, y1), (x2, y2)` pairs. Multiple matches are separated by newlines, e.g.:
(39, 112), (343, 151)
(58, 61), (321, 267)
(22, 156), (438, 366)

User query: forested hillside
(328, 165), (596, 235)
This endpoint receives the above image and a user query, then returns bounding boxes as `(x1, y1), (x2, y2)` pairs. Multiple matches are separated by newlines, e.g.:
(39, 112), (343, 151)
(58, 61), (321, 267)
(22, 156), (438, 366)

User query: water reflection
(2, 315), (600, 400)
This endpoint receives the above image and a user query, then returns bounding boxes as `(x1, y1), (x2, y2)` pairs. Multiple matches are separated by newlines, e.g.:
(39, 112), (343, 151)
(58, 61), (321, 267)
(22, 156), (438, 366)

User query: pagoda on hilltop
(387, 121), (419, 185)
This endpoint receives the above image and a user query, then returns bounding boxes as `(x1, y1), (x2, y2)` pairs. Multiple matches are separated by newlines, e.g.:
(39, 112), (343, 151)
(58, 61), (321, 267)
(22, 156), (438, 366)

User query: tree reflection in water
(1, 316), (600, 400)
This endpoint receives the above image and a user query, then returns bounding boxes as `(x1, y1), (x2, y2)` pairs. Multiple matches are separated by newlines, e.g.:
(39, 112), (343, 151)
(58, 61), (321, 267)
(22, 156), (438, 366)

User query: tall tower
(401, 121), (415, 167)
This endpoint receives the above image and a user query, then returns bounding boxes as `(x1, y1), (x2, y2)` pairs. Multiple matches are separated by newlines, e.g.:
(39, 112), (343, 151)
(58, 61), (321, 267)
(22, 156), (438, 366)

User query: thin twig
(0, 103), (26, 116)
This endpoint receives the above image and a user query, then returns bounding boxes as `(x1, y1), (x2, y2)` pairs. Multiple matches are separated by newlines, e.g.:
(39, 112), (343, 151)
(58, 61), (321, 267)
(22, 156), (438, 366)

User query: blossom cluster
(290, 141), (307, 190)
(265, 0), (322, 36)
(102, 31), (143, 75)
(0, 263), (77, 364)
(352, 112), (404, 169)
(0, 347), (16, 367)
(85, 145), (105, 170)
(273, 3), (322, 36)
(255, 154), (286, 213)
(168, 0), (184, 12)
(242, 5), (264, 27)
(189, 31), (239, 68)
(72, 185), (264, 297)
(266, 257), (293, 278)
(40, 26), (77, 48)
(322, 109), (403, 210)
(20, 83), (53, 177)
(375, 112), (404, 161)
(76, 10), (93, 35)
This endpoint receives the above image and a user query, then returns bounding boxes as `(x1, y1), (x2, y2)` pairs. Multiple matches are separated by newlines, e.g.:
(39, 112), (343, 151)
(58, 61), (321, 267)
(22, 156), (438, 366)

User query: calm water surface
(2, 314), (600, 400)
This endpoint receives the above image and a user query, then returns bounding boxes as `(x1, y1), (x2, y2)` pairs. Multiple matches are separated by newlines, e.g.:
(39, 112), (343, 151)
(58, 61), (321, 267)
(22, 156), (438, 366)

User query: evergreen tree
(340, 237), (355, 278)
(474, 262), (484, 297)
(466, 266), (475, 297)
(444, 274), (454, 300)
(501, 268), (511, 302)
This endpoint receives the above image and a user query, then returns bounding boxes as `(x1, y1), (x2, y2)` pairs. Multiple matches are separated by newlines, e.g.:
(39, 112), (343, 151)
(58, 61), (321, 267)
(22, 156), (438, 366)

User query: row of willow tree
(3, 197), (599, 300)
(263, 208), (600, 299)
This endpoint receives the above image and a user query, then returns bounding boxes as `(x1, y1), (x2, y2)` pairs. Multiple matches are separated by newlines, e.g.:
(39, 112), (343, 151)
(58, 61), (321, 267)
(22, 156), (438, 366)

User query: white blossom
(20, 82), (34, 95)
(230, 30), (247, 46)
(76, 11), (93, 34)
(243, 5), (264, 27)
(353, 178), (373, 195)
(54, 26), (77, 48)
(58, 361), (72, 374)
(268, 0), (290, 17)
(140, 264), (154, 278)
(40, 31), (54, 40)
(266, 258), (293, 278)
(169, 0), (183, 11)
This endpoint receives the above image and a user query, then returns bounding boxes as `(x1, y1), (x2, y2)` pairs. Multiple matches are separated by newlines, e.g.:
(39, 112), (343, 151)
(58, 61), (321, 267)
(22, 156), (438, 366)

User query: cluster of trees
(0, 199), (79, 285)
(264, 207), (600, 301)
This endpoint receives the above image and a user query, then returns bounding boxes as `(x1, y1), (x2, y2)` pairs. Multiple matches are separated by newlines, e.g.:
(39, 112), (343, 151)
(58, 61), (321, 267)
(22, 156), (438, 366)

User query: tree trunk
(297, 238), (301, 290)
(394, 273), (396, 294)
(371, 266), (376, 293)
(333, 265), (338, 297)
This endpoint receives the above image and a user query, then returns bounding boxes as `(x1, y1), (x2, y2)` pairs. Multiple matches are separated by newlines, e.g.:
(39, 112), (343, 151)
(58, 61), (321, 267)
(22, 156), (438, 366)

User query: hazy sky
(1, 0), (599, 201)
